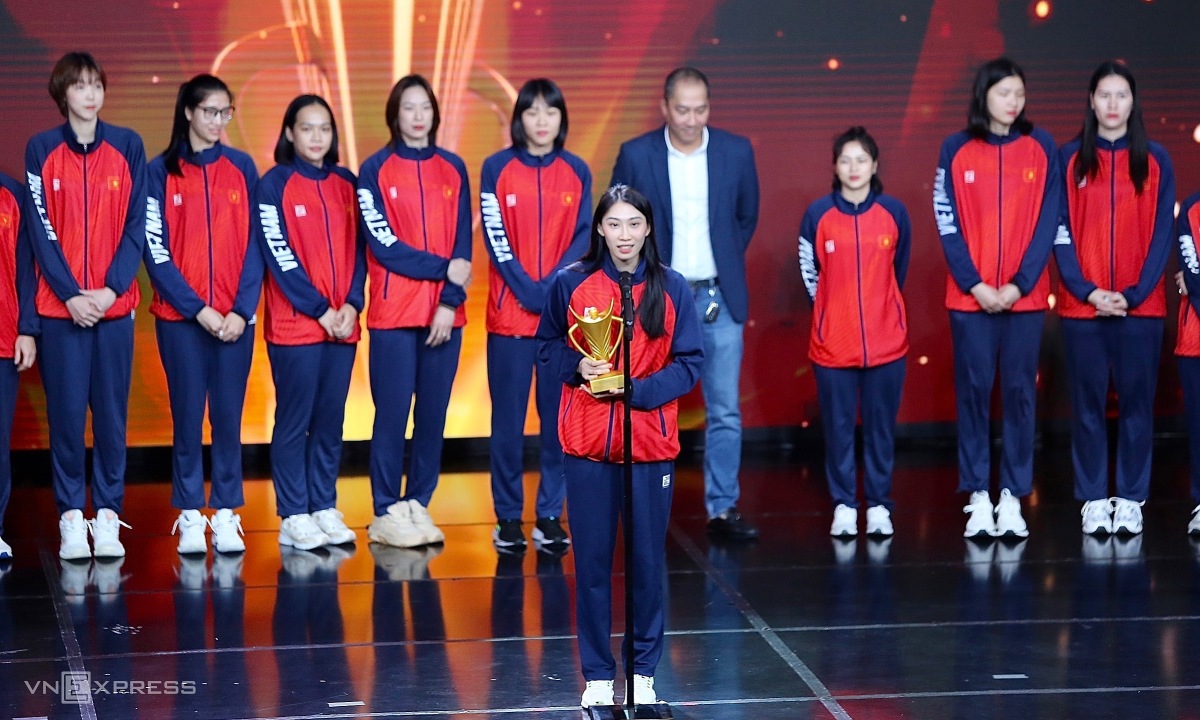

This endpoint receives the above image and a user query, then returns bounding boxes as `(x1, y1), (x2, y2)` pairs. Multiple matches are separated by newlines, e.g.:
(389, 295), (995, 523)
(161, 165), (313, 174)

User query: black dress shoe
(707, 510), (759, 541)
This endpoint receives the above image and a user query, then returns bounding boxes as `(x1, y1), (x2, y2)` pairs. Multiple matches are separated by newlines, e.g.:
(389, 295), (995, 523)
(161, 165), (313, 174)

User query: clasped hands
(577, 357), (623, 398)
(969, 282), (1022, 314)
(197, 306), (248, 342)
(318, 304), (359, 341)
(65, 287), (117, 327)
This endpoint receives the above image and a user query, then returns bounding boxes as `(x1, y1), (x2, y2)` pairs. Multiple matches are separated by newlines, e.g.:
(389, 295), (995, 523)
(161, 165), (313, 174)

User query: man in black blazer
(611, 67), (760, 541)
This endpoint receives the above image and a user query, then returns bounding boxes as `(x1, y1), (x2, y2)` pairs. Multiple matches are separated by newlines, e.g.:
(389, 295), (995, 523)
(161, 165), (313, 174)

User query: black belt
(687, 277), (719, 290)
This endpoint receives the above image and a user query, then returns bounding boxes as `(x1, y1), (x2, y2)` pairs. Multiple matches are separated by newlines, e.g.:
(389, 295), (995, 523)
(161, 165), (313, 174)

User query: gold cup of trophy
(568, 301), (624, 394)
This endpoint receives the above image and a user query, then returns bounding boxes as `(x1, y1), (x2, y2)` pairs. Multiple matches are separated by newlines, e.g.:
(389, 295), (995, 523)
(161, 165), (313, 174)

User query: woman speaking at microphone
(536, 184), (703, 709)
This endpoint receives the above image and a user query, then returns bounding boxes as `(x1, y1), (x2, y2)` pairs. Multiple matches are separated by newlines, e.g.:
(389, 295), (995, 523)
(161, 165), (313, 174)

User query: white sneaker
(830, 504), (857, 537)
(580, 679), (615, 708)
(59, 510), (90, 560)
(407, 500), (445, 544)
(368, 502), (428, 548)
(1081, 499), (1113, 535)
(209, 509), (246, 553)
(1189, 505), (1200, 536)
(0, 535), (11, 559)
(963, 492), (996, 538)
(278, 513), (330, 551)
(633, 674), (657, 704)
(312, 508), (357, 545)
(865, 506), (893, 536)
(89, 509), (130, 559)
(172, 509), (208, 555)
(1111, 498), (1144, 535)
(993, 489), (1029, 538)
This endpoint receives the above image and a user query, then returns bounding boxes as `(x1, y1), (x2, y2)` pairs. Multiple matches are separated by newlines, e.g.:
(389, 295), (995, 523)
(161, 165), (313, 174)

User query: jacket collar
(600, 253), (648, 284)
(180, 142), (224, 167)
(831, 190), (877, 216)
(1095, 134), (1131, 151)
(392, 142), (438, 161)
(290, 157), (334, 180)
(512, 144), (561, 167)
(60, 120), (106, 154)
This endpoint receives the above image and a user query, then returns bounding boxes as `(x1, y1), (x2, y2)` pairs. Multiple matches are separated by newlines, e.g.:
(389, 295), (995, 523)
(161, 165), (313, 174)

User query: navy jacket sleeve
(104, 130), (148, 294)
(1122, 145), (1175, 309)
(143, 158), (207, 319)
(231, 155), (264, 320)
(8, 182), (39, 336)
(934, 135), (984, 293)
(23, 136), (82, 302)
(797, 205), (820, 303)
(480, 153), (545, 312)
(630, 271), (704, 410)
(736, 137), (760, 250)
(1052, 143), (1099, 302)
(437, 151), (471, 309)
(356, 150), (452, 282)
(542, 154), (593, 290)
(1178, 195), (1200, 316)
(1010, 130), (1061, 296)
(253, 168), (331, 319)
(884, 196), (913, 290)
(336, 167), (367, 313)
(536, 268), (586, 386)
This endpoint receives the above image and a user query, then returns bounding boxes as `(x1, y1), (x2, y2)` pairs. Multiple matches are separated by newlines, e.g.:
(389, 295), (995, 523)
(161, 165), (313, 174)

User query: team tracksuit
(481, 145), (591, 522)
(1175, 193), (1200, 505)
(799, 191), (911, 510)
(145, 143), (261, 511)
(24, 121), (147, 514)
(0, 172), (39, 536)
(254, 159), (366, 518)
(934, 128), (1059, 498)
(1054, 136), (1174, 503)
(357, 142), (471, 515)
(536, 255), (703, 681)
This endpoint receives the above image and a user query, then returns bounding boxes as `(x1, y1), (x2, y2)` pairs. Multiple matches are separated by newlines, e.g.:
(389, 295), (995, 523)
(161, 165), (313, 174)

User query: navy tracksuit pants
(156, 320), (254, 511)
(1062, 317), (1162, 502)
(38, 315), (134, 514)
(0, 362), (15, 535)
(368, 327), (462, 515)
(488, 334), (564, 520)
(949, 310), (1044, 497)
(1179, 356), (1200, 504)
(565, 455), (673, 681)
(813, 358), (906, 510)
(266, 342), (356, 518)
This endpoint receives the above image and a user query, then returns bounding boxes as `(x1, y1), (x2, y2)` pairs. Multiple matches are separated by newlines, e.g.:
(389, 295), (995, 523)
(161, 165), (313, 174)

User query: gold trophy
(568, 301), (624, 394)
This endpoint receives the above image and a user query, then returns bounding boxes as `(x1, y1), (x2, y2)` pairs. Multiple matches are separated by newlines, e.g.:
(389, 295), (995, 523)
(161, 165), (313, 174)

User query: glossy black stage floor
(2, 443), (1200, 719)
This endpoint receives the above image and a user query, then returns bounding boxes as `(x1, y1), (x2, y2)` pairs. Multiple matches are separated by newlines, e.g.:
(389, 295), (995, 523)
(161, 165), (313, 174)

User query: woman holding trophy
(536, 184), (703, 708)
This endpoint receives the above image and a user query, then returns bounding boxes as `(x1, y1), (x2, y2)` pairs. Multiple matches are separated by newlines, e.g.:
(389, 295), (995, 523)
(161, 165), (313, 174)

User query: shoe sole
(59, 546), (91, 561)
(278, 534), (326, 551)
(866, 528), (893, 537)
(367, 526), (428, 549)
(830, 529), (857, 537)
(93, 547), (126, 559)
(532, 529), (570, 545)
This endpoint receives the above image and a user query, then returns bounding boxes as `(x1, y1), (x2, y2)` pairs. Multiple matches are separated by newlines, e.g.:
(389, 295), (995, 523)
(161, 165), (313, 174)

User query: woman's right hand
(970, 282), (1007, 314)
(1087, 288), (1128, 317)
(578, 357), (613, 381)
(447, 258), (472, 287)
(196, 306), (224, 336)
(318, 307), (340, 338)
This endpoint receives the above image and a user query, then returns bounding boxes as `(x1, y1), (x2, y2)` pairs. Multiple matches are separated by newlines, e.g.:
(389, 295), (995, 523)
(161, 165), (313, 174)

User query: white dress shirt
(665, 126), (717, 281)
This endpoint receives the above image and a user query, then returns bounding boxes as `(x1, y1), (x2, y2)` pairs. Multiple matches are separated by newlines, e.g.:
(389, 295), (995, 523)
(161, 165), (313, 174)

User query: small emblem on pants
(662, 474), (671, 488)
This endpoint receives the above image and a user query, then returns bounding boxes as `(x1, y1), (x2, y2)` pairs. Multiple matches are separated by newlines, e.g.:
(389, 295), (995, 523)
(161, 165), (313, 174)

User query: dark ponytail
(162, 74), (232, 176)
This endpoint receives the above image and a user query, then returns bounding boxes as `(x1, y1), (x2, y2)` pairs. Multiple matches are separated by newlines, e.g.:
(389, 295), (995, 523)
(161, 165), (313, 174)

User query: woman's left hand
(218, 313), (247, 343)
(333, 304), (359, 340)
(426, 305), (455, 347)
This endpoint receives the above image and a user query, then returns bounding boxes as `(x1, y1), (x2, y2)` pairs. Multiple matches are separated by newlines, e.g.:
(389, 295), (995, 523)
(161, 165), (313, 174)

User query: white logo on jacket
(389, 186), (398, 199)
(964, 170), (975, 183)
(506, 193), (517, 207)
(1181, 234), (1200, 275)
(52, 178), (60, 191)
(173, 193), (183, 207)
(932, 168), (959, 236)
(294, 205), (307, 218)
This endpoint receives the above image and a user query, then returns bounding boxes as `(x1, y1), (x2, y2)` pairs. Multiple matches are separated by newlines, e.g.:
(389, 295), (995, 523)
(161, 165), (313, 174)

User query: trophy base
(588, 372), (624, 394)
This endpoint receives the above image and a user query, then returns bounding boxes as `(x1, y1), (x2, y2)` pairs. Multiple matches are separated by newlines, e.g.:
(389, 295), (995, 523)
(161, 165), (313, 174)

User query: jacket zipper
(854, 211), (869, 366)
(996, 143), (1004, 287)
(537, 162), (544, 278)
(82, 145), (90, 289)
(1109, 146), (1117, 291)
(316, 179), (339, 304)
(202, 162), (215, 304)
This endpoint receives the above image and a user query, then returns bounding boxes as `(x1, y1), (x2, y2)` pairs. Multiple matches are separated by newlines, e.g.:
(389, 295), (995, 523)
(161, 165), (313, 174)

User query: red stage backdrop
(1, 0), (1198, 448)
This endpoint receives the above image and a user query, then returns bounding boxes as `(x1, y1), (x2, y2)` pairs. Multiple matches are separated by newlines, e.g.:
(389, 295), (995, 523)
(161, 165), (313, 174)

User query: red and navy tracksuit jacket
(481, 146), (592, 337)
(145, 144), (262, 321)
(934, 128), (1060, 311)
(356, 143), (471, 328)
(24, 121), (147, 319)
(0, 173), (38, 355)
(1054, 136), (1175, 319)
(1176, 193), (1200, 356)
(254, 160), (366, 345)
(798, 191), (911, 368)
(536, 257), (704, 463)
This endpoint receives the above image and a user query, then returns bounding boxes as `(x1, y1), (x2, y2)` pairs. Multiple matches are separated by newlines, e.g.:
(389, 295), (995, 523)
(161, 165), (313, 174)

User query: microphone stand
(586, 272), (673, 719)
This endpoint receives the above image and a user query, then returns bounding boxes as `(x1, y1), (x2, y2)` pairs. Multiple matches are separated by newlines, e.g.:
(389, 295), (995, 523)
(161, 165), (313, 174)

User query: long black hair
(385, 74), (440, 147)
(1074, 60), (1149, 194)
(830, 126), (883, 194)
(966, 57), (1033, 139)
(509, 78), (568, 151)
(162, 74), (232, 176)
(578, 184), (667, 338)
(273, 94), (339, 166)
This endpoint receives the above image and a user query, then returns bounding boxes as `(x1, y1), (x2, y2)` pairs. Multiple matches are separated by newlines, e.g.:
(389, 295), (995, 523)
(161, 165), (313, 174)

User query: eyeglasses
(196, 105), (236, 123)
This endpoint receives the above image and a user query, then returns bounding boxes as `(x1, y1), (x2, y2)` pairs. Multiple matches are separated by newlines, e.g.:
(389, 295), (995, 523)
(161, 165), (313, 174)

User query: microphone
(619, 272), (635, 330)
